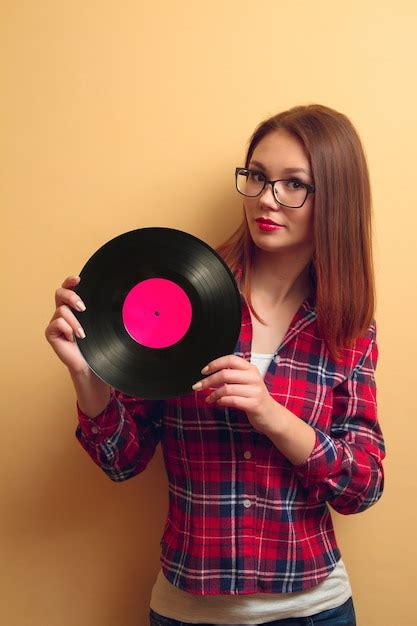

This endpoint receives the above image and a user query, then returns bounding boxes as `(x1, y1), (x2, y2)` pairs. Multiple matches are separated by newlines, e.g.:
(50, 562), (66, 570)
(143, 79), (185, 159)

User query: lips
(255, 217), (282, 226)
(256, 217), (285, 227)
(254, 217), (286, 233)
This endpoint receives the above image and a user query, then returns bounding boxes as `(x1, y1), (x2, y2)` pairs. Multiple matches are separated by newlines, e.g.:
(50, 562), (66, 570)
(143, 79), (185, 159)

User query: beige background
(2, 1), (416, 625)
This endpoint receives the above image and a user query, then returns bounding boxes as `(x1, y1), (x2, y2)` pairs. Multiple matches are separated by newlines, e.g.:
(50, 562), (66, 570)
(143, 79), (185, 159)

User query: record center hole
(154, 311), (160, 316)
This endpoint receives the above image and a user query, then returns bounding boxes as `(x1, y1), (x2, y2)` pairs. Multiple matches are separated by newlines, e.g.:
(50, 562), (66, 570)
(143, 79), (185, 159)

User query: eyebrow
(249, 160), (311, 177)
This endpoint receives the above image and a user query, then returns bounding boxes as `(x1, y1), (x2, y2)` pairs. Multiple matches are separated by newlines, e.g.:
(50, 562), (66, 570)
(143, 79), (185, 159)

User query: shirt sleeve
(75, 389), (164, 482)
(293, 323), (385, 514)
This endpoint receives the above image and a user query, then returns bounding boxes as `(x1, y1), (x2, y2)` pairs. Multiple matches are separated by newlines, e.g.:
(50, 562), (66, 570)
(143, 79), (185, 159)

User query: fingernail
(75, 300), (86, 312)
(201, 365), (209, 374)
(76, 327), (86, 339)
(192, 381), (203, 391)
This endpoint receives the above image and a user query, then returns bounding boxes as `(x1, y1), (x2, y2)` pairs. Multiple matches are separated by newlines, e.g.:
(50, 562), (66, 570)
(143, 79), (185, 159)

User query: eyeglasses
(235, 167), (315, 208)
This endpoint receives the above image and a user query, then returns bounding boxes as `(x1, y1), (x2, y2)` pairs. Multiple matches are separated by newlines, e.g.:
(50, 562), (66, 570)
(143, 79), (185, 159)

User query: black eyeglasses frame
(235, 167), (315, 209)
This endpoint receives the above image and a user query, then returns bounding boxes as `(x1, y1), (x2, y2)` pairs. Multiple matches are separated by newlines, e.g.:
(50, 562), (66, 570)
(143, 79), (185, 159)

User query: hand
(192, 354), (277, 434)
(45, 275), (90, 374)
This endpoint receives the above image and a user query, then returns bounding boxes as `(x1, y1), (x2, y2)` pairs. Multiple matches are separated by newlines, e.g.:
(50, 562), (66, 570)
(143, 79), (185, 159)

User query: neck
(250, 247), (313, 306)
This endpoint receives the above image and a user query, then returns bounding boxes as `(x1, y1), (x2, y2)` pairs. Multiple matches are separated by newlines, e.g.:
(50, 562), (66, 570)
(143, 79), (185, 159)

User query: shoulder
(354, 318), (377, 352)
(340, 319), (378, 375)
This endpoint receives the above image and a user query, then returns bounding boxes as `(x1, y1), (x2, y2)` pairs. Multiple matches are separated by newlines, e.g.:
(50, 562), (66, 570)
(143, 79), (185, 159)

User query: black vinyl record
(73, 227), (242, 399)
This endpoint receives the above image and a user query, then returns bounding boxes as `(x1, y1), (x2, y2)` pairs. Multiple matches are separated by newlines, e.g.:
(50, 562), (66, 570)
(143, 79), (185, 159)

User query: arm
(193, 324), (385, 515)
(76, 388), (164, 482)
(45, 276), (164, 482)
(291, 326), (385, 514)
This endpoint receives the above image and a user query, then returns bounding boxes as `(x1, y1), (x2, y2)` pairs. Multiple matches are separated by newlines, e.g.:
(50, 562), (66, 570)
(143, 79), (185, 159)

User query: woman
(45, 104), (385, 625)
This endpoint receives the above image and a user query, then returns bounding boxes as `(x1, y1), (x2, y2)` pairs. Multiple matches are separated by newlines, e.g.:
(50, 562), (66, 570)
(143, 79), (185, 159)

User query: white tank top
(150, 559), (351, 624)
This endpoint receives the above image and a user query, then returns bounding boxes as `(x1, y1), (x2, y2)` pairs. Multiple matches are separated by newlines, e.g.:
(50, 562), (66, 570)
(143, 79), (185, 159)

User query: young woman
(45, 104), (385, 626)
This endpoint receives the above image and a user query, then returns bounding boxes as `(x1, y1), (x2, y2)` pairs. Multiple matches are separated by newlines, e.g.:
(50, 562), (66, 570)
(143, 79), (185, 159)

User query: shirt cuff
(293, 429), (339, 486)
(77, 390), (121, 444)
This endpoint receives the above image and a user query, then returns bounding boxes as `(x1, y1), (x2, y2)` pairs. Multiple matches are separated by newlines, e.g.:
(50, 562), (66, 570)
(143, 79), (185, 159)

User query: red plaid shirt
(76, 295), (385, 595)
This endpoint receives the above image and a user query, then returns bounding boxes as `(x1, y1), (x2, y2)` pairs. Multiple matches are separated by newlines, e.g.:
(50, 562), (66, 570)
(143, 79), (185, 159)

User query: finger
(55, 286), (86, 311)
(192, 368), (254, 391)
(210, 395), (255, 411)
(62, 275), (81, 289)
(46, 317), (77, 343)
(201, 354), (250, 375)
(206, 384), (256, 403)
(50, 305), (86, 338)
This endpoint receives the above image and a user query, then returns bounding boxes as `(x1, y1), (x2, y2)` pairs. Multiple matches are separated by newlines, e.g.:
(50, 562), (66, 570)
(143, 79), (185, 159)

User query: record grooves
(74, 228), (242, 399)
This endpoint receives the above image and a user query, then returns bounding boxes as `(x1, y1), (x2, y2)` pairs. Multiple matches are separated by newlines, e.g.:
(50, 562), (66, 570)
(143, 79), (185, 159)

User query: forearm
(260, 401), (384, 514)
(260, 400), (316, 465)
(69, 367), (111, 418)
(75, 386), (164, 482)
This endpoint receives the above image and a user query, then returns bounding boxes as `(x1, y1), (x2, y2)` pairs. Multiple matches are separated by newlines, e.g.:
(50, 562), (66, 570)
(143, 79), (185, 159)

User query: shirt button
(243, 499), (252, 508)
(91, 426), (99, 435)
(275, 355), (281, 364)
(243, 451), (252, 460)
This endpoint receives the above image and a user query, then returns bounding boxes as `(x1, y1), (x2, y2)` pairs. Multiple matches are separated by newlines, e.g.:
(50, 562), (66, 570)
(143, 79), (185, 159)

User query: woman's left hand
(192, 354), (277, 434)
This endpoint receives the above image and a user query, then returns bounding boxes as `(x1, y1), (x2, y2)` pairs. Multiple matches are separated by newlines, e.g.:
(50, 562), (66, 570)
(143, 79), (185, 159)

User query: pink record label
(122, 278), (192, 348)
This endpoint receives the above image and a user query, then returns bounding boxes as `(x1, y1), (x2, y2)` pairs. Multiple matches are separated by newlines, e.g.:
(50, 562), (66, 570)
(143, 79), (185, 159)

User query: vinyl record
(73, 227), (242, 399)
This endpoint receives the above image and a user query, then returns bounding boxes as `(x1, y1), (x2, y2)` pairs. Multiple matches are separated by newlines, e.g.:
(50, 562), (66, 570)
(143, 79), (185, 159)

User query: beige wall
(2, 1), (416, 624)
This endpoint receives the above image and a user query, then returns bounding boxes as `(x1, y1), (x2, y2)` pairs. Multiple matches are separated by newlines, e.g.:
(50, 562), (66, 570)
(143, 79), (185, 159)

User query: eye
(248, 170), (266, 184)
(285, 179), (306, 191)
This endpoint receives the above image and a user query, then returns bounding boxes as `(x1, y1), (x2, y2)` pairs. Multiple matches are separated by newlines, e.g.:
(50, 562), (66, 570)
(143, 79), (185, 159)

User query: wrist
(248, 396), (287, 437)
(68, 364), (92, 380)
(257, 399), (289, 437)
(69, 365), (107, 390)
(69, 367), (111, 419)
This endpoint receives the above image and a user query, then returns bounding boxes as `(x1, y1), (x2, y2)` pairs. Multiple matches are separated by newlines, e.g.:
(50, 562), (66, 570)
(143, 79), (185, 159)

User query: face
(243, 129), (315, 258)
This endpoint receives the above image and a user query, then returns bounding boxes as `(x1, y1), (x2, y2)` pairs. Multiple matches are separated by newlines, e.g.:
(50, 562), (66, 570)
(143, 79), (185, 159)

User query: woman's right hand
(45, 275), (90, 374)
(46, 275), (112, 418)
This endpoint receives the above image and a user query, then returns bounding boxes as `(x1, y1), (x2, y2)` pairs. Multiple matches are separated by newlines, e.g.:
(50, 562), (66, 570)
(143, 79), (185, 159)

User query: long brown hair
(217, 104), (375, 360)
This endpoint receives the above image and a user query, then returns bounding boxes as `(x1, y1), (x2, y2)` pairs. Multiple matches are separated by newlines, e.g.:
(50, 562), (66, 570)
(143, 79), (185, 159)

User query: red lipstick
(255, 218), (284, 232)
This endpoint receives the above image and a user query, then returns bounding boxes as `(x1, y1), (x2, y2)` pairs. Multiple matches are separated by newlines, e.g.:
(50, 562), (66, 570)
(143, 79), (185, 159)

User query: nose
(259, 182), (282, 210)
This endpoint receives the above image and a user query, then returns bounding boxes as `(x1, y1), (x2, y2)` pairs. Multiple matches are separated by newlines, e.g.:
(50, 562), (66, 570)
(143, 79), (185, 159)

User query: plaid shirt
(76, 295), (385, 595)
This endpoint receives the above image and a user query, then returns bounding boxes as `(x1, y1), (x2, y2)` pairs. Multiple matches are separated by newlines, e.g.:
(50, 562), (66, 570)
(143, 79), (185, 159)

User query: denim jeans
(149, 596), (356, 625)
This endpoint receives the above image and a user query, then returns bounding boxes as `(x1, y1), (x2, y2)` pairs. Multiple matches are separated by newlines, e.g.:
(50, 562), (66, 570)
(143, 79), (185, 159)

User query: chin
(249, 229), (286, 250)
(251, 233), (312, 256)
